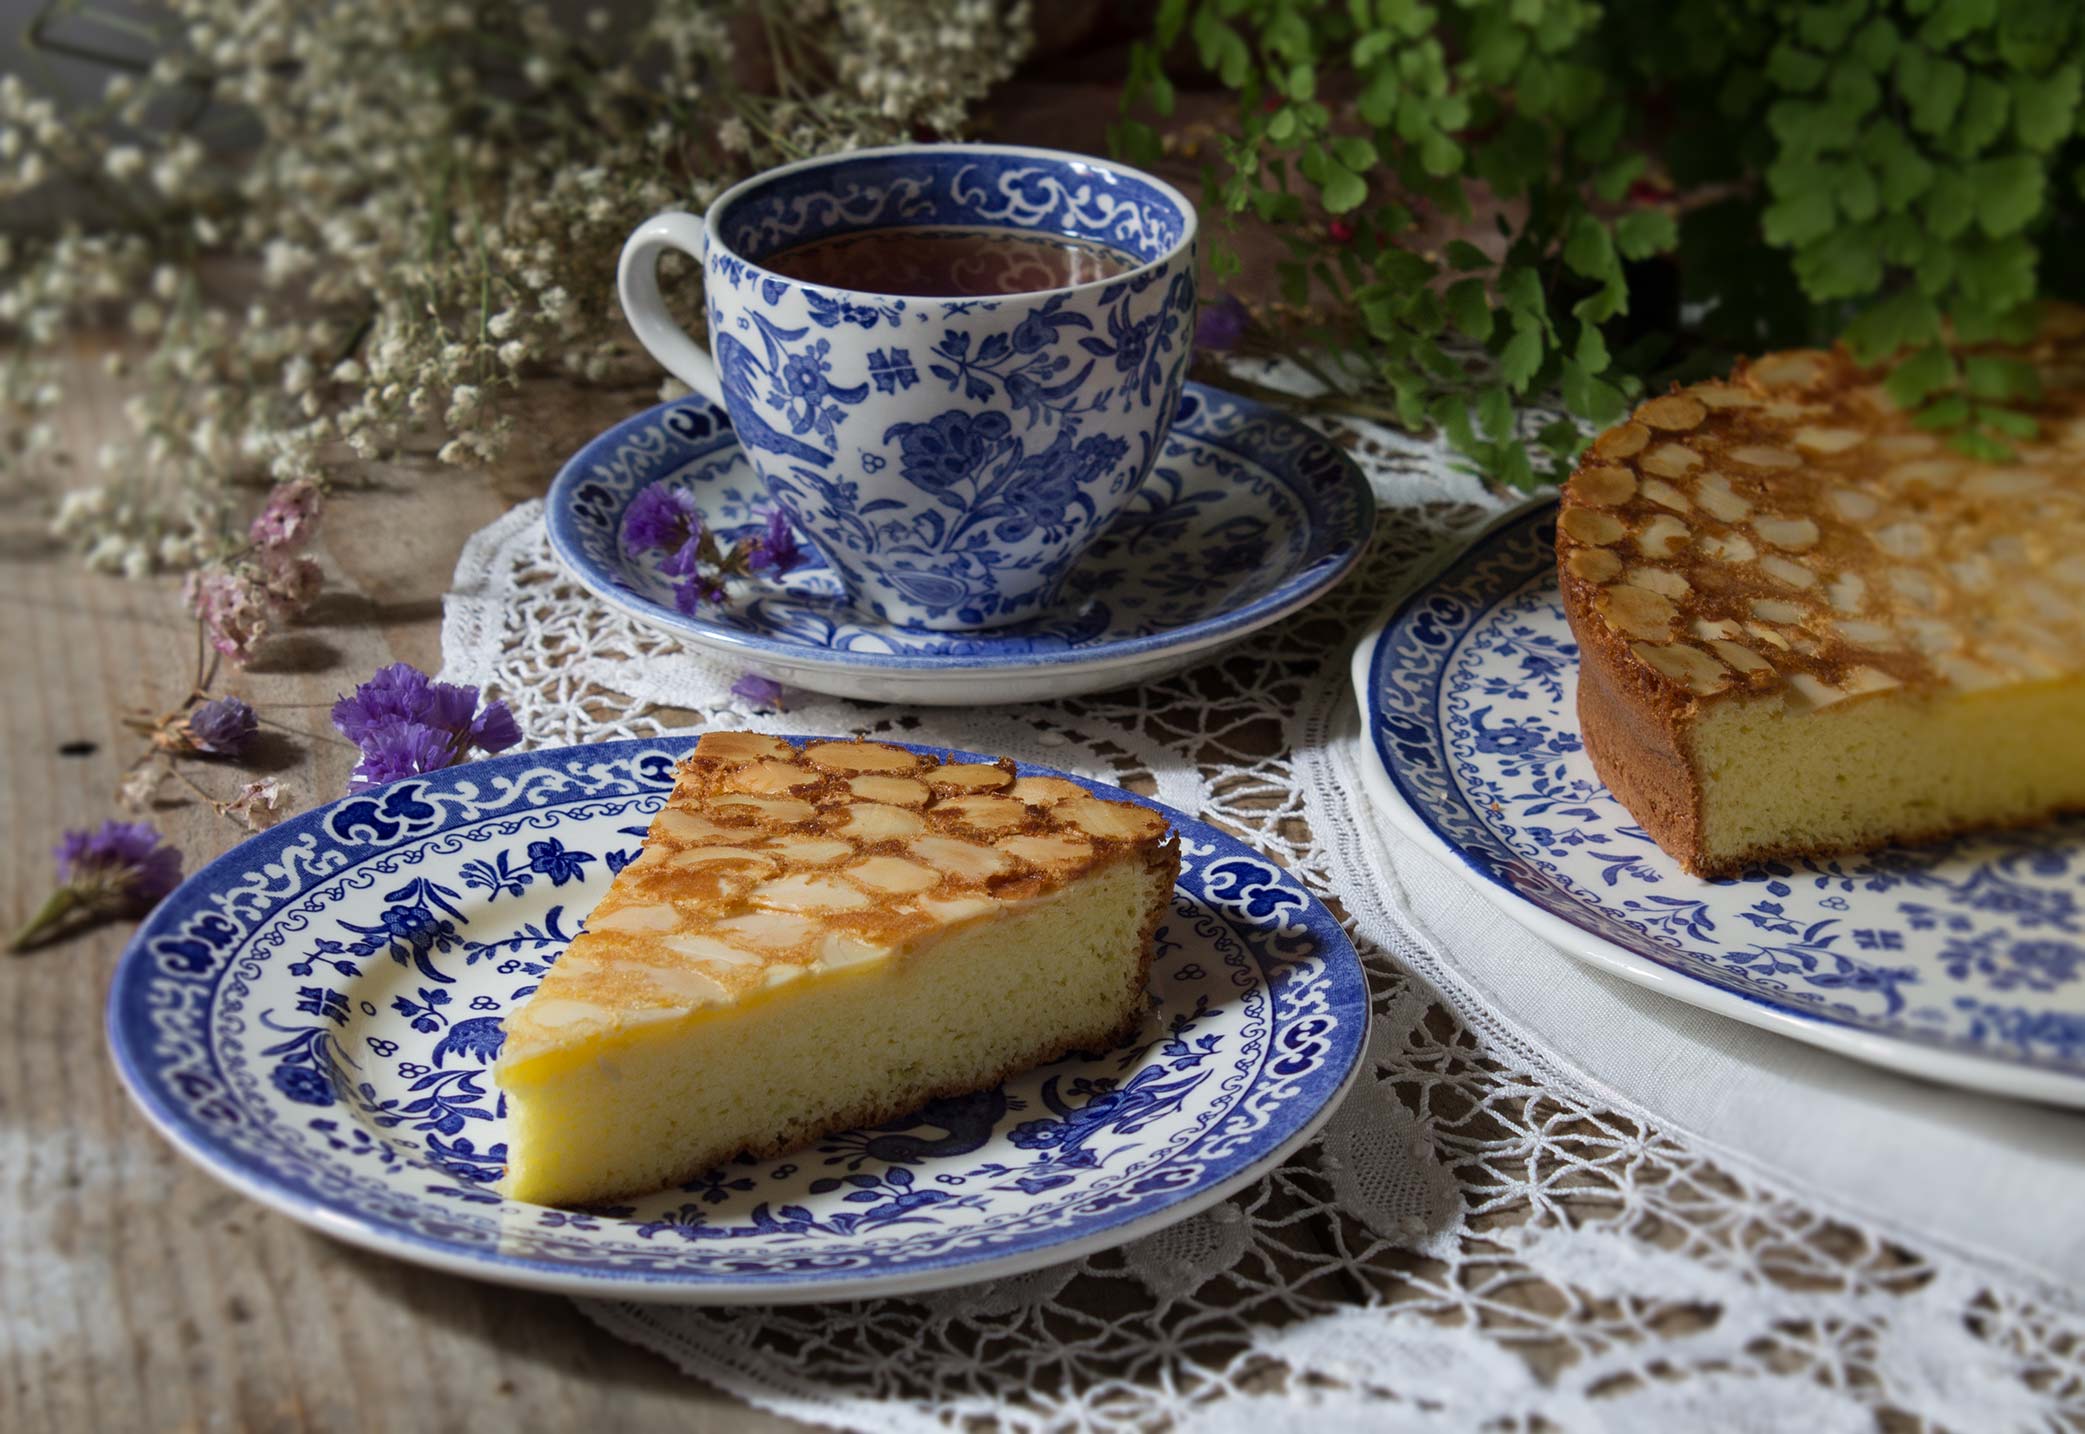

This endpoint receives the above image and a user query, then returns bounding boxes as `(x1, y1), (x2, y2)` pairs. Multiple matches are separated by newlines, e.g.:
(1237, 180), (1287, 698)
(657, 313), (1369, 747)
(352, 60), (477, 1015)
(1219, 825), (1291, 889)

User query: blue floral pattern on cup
(621, 144), (1199, 629)
(106, 737), (1368, 1297)
(1364, 505), (2085, 1093)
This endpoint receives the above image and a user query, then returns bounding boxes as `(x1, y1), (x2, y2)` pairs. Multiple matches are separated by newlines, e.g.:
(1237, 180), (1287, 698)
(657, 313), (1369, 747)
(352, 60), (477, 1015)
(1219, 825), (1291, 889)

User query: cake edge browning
(575, 837), (1182, 1204)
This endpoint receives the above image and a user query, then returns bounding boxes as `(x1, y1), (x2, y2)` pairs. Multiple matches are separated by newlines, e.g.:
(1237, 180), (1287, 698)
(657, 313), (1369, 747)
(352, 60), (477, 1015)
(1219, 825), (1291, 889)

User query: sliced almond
(721, 759), (818, 795)
(1637, 394), (1706, 431)
(1635, 514), (1690, 559)
(636, 963), (729, 1008)
(834, 802), (926, 841)
(849, 774), (929, 806)
(1639, 443), (1702, 478)
(918, 895), (1000, 926)
(932, 794), (1030, 831)
(709, 794), (816, 824)
(1873, 432), (1937, 458)
(1710, 639), (1775, 675)
(1745, 621), (1793, 650)
(1889, 458), (1961, 493)
(1624, 567), (1690, 600)
(750, 873), (872, 913)
(1640, 478), (1691, 513)
(1692, 617), (1744, 641)
(1697, 530), (1756, 563)
(1054, 798), (1167, 842)
(711, 909), (820, 949)
(1758, 553), (1816, 589)
(652, 808), (738, 844)
(1826, 488), (1878, 523)
(768, 835), (855, 866)
(666, 845), (776, 870)
(845, 855), (939, 895)
(1631, 641), (1731, 696)
(511, 997), (611, 1032)
(1749, 351), (1825, 388)
(1729, 444), (1800, 469)
(997, 834), (1095, 871)
(694, 731), (795, 765)
(1560, 507), (1625, 546)
(1573, 465), (1637, 506)
(1591, 421), (1649, 459)
(1695, 382), (1761, 409)
(1750, 596), (1808, 624)
(1009, 776), (1089, 806)
(663, 933), (767, 967)
(929, 764), (1014, 793)
(1567, 548), (1623, 584)
(1786, 673), (1848, 710)
(815, 933), (890, 970)
(1826, 572), (1867, 613)
(1596, 584), (1676, 641)
(1753, 515), (1820, 552)
(1793, 425), (1863, 453)
(909, 835), (1011, 881)
(587, 902), (680, 934)
(1872, 521), (1932, 559)
(803, 740), (924, 774)
(1695, 471), (1752, 523)
(1835, 619), (1896, 647)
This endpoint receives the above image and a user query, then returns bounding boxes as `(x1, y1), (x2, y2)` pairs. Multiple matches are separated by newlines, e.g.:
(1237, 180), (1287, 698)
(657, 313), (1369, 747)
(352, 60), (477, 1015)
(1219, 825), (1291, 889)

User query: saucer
(546, 383), (1373, 704)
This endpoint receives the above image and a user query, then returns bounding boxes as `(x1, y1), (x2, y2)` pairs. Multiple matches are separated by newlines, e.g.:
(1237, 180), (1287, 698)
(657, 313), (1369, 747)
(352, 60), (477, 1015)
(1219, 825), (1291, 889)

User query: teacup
(618, 143), (1198, 630)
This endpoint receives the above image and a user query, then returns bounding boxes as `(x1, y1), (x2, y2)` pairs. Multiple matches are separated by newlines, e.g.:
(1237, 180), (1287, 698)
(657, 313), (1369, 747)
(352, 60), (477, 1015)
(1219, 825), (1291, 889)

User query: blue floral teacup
(618, 143), (1198, 630)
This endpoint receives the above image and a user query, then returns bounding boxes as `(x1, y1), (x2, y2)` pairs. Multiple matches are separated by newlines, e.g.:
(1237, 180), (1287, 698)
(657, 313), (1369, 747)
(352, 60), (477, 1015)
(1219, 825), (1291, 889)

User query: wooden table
(2, 370), (814, 1433)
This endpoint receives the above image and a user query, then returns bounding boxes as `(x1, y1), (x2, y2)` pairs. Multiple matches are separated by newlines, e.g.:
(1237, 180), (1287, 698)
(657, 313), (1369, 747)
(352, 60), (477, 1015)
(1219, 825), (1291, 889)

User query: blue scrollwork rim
(544, 381), (1375, 673)
(105, 735), (1370, 1298)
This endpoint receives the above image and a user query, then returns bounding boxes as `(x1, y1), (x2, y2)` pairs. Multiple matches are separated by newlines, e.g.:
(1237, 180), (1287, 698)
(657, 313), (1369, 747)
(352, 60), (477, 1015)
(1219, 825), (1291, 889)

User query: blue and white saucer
(106, 736), (1369, 1301)
(1355, 503), (2085, 1107)
(546, 383), (1373, 705)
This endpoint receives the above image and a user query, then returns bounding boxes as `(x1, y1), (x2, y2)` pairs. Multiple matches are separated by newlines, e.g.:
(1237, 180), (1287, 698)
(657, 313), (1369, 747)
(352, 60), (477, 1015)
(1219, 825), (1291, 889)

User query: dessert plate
(545, 383), (1372, 704)
(107, 736), (1369, 1301)
(1354, 502), (2085, 1107)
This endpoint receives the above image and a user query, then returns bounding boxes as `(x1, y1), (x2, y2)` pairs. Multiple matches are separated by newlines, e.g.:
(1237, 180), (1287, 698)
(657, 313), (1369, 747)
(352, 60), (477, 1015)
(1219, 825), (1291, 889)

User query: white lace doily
(441, 418), (2085, 1431)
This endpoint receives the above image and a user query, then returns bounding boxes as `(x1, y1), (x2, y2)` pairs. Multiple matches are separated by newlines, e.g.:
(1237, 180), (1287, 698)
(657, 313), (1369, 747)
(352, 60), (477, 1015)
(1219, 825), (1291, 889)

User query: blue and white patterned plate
(106, 736), (1369, 1301)
(545, 382), (1372, 704)
(1354, 503), (2085, 1107)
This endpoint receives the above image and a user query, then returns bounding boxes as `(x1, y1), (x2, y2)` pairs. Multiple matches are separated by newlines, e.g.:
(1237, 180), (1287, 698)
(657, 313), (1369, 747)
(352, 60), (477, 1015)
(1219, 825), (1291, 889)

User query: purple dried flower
(746, 509), (807, 578)
(730, 674), (786, 710)
(1194, 295), (1249, 353)
(623, 484), (702, 554)
(332, 663), (521, 792)
(249, 480), (323, 551)
(15, 819), (183, 950)
(186, 696), (258, 757)
(673, 573), (729, 613)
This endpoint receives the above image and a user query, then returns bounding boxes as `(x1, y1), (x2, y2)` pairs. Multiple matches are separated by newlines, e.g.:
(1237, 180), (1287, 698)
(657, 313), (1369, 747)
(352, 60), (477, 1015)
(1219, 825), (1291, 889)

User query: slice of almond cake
(495, 732), (1180, 1207)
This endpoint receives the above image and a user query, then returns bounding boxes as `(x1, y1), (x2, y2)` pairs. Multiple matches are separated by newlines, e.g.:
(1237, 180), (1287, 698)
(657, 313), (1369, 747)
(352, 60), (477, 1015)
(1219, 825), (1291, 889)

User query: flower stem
(11, 887), (84, 953)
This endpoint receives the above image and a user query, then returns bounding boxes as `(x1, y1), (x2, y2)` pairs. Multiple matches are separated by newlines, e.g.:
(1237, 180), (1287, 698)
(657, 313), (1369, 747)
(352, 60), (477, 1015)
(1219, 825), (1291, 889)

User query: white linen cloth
(440, 404), (2085, 1429)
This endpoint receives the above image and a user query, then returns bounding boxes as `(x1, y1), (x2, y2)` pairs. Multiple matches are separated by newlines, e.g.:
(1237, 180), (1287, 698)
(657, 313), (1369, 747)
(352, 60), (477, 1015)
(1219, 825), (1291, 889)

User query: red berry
(1327, 218), (1357, 244)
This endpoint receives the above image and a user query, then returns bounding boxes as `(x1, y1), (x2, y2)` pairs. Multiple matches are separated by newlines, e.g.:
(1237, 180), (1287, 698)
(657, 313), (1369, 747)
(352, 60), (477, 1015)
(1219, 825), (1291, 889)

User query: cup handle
(617, 211), (723, 408)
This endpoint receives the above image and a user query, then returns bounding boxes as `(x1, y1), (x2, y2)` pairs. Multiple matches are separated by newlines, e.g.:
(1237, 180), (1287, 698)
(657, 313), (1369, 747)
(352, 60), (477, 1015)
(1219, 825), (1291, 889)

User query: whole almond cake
(1557, 316), (2085, 879)
(496, 732), (1180, 1207)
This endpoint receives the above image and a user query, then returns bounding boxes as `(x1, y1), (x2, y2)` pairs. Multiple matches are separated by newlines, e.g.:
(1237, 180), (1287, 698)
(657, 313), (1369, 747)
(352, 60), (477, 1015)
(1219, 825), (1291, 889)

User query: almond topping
(666, 846), (776, 870)
(1826, 488), (1879, 522)
(1591, 421), (1649, 459)
(750, 873), (872, 913)
(1560, 507), (1625, 547)
(708, 794), (816, 824)
(909, 835), (1010, 881)
(802, 740), (923, 774)
(1697, 530), (1756, 563)
(1753, 515), (1820, 552)
(1567, 548), (1623, 584)
(662, 934), (767, 967)
(711, 910), (821, 949)
(834, 802), (926, 841)
(1749, 352), (1825, 388)
(1758, 553), (1816, 589)
(693, 731), (795, 764)
(845, 855), (939, 894)
(1637, 394), (1706, 431)
(1640, 479), (1691, 513)
(1729, 444), (1801, 469)
(918, 895), (1000, 926)
(1793, 425), (1864, 453)
(1710, 639), (1775, 675)
(1624, 567), (1690, 600)
(652, 808), (737, 843)
(1631, 641), (1732, 696)
(997, 834), (1094, 870)
(929, 764), (1015, 793)
(1635, 514), (1690, 559)
(721, 759), (818, 795)
(1750, 596), (1808, 624)
(1597, 584), (1676, 641)
(848, 774), (930, 806)
(1573, 465), (1637, 506)
(768, 835), (855, 866)
(1054, 797), (1167, 842)
(1009, 776), (1089, 806)
(1695, 471), (1752, 523)
(932, 794), (1029, 831)
(587, 902), (680, 934)
(1639, 443), (1703, 478)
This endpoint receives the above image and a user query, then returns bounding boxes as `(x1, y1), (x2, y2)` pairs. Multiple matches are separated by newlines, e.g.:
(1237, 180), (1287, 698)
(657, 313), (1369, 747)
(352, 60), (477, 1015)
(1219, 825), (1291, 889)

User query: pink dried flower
(257, 548), (323, 615)
(220, 779), (291, 832)
(249, 480), (323, 552)
(185, 569), (273, 665)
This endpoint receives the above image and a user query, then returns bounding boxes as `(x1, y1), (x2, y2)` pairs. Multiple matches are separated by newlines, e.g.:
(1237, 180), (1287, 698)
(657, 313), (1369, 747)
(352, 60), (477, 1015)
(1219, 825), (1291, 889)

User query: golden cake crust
(503, 731), (1180, 1066)
(1559, 310), (2085, 876)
